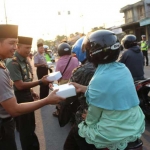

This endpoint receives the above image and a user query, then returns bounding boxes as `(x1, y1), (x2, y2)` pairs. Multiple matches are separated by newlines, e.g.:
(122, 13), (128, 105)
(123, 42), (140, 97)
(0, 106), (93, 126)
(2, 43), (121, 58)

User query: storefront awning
(140, 18), (150, 26)
(121, 22), (139, 31)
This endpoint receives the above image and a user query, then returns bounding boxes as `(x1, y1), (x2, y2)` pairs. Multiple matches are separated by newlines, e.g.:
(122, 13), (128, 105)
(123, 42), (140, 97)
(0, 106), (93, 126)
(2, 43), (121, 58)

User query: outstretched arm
(1, 90), (65, 117)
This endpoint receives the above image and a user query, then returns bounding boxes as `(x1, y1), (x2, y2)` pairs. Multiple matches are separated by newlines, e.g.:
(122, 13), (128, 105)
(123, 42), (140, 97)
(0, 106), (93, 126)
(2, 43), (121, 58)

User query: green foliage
(91, 26), (105, 32)
(55, 35), (67, 42)
(37, 38), (44, 44)
(43, 40), (56, 50)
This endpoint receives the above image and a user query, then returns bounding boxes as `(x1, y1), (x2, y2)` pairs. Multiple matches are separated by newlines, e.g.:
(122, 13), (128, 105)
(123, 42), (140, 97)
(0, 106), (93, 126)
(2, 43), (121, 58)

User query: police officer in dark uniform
(0, 24), (64, 150)
(34, 43), (49, 99)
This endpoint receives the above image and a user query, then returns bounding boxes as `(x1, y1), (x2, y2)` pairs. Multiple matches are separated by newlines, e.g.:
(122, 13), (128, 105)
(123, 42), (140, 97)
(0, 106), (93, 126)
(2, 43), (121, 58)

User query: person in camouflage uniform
(64, 60), (96, 150)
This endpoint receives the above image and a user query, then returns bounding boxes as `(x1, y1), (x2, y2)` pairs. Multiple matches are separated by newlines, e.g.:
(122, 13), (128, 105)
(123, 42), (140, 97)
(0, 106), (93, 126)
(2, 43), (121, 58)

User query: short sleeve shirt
(56, 55), (79, 80)
(34, 53), (47, 65)
(0, 63), (14, 118)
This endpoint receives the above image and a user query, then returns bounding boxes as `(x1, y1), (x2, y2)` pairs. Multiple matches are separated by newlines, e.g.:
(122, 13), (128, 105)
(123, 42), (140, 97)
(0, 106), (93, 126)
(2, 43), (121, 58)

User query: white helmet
(43, 45), (49, 49)
(141, 35), (146, 38)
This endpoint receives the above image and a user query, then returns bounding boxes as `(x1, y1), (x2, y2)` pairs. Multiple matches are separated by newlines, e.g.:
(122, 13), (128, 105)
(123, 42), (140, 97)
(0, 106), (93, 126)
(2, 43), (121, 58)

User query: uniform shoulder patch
(12, 57), (17, 61)
(9, 79), (14, 87)
(12, 57), (19, 65)
(0, 61), (6, 69)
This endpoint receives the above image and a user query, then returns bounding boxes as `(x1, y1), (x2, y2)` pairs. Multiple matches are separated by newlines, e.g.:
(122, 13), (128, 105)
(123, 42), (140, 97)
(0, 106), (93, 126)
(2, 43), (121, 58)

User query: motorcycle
(135, 78), (150, 119)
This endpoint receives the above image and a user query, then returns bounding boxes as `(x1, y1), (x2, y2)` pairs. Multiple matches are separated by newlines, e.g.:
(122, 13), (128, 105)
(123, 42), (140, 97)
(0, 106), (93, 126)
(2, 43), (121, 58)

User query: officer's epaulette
(12, 57), (19, 65)
(12, 57), (17, 61)
(0, 61), (6, 69)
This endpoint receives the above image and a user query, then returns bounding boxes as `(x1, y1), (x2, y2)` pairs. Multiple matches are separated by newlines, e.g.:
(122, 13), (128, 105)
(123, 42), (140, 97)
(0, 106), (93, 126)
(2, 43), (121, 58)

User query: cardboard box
(47, 71), (62, 81)
(53, 84), (76, 98)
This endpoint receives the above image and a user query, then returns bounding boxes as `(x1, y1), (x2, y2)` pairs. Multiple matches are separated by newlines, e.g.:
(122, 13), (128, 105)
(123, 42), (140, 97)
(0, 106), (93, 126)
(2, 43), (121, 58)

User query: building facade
(120, 0), (150, 44)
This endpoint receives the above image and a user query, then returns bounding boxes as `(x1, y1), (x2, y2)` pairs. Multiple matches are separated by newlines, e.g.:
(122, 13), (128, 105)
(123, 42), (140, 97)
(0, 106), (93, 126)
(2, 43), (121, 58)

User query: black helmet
(57, 43), (71, 56)
(121, 35), (137, 49)
(82, 30), (120, 65)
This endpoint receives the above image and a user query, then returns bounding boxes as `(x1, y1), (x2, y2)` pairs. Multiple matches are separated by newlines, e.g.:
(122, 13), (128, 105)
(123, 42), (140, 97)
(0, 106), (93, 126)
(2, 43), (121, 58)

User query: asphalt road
(15, 58), (150, 150)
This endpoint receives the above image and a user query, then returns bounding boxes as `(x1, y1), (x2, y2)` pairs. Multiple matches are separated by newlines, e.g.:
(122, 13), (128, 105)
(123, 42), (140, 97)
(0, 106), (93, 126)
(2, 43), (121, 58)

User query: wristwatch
(38, 80), (43, 85)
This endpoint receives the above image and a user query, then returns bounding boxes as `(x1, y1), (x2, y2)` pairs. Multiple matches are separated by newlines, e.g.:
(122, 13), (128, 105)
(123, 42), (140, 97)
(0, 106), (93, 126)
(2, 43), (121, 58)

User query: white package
(53, 84), (76, 98)
(47, 61), (52, 65)
(47, 71), (62, 81)
(48, 64), (54, 68)
(47, 61), (53, 68)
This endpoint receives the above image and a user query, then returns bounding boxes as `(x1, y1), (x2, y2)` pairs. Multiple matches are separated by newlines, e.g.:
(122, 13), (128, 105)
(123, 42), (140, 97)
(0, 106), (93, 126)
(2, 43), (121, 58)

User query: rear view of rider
(66, 30), (145, 150)
(119, 35), (145, 81)
(56, 42), (79, 85)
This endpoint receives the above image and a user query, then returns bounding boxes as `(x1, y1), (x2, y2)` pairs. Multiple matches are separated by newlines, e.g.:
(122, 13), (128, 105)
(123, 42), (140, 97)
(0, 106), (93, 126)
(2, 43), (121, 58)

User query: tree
(44, 40), (51, 47)
(91, 26), (105, 32)
(37, 38), (44, 44)
(44, 40), (56, 50)
(55, 35), (66, 43)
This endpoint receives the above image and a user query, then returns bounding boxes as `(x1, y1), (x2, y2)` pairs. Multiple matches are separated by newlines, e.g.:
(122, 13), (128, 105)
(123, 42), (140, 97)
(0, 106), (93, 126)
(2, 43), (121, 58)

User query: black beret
(0, 24), (18, 38)
(37, 43), (43, 47)
(18, 36), (33, 45)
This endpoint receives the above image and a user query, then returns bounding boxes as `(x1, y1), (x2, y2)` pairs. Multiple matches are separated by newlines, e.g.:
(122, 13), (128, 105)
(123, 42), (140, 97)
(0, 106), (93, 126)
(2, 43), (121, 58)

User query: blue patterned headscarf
(85, 62), (139, 110)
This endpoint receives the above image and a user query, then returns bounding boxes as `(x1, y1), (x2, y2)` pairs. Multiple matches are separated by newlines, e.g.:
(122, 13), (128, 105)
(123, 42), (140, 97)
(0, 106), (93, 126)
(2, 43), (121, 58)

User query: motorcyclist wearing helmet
(72, 37), (87, 64)
(53, 42), (79, 117)
(64, 45), (96, 150)
(56, 42), (79, 85)
(119, 35), (145, 81)
(66, 30), (145, 150)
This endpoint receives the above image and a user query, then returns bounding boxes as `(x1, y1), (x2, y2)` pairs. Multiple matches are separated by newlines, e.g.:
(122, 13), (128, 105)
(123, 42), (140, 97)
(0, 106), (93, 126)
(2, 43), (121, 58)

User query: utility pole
(3, 0), (7, 24)
(58, 10), (70, 41)
(80, 14), (84, 34)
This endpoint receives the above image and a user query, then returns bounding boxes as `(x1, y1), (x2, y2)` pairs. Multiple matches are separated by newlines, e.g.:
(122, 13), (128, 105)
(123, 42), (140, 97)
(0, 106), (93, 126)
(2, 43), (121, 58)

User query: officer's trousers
(142, 50), (149, 65)
(37, 67), (49, 99)
(0, 118), (17, 150)
(15, 90), (39, 150)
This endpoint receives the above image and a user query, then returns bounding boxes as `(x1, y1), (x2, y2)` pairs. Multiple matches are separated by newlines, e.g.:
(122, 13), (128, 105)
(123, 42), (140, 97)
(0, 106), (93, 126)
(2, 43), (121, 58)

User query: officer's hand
(45, 89), (65, 105)
(41, 75), (52, 85)
(41, 63), (48, 67)
(49, 83), (54, 90)
(32, 92), (39, 101)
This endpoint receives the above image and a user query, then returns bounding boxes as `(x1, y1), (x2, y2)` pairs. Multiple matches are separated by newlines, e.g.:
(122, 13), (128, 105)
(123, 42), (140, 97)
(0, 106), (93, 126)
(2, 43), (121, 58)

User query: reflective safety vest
(141, 41), (148, 51)
(44, 53), (51, 61)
